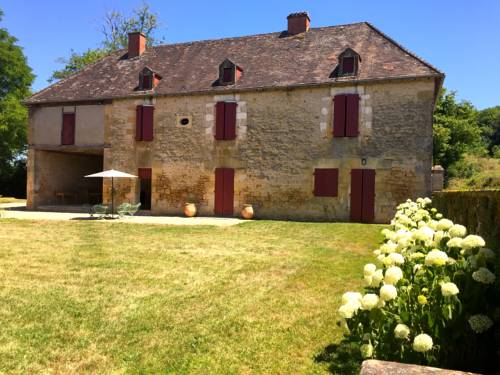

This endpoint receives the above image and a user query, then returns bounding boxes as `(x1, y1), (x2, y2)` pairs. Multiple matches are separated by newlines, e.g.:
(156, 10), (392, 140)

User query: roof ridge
(148, 22), (368, 50)
(363, 22), (444, 76)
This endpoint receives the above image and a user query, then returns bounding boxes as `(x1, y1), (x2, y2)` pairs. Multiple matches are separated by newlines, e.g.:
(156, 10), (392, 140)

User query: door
(350, 169), (375, 223)
(214, 168), (234, 216)
(61, 113), (75, 145)
(138, 168), (152, 210)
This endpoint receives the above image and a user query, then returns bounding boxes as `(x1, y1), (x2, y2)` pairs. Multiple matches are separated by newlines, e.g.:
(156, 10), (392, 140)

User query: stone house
(24, 12), (444, 222)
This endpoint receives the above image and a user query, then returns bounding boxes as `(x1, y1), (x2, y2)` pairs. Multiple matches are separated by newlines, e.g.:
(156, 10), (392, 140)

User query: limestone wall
(102, 78), (436, 222)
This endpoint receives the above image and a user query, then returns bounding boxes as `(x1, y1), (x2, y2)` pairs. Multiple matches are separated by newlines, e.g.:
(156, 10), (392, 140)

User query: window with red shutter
(342, 57), (355, 74)
(214, 101), (237, 140)
(314, 168), (338, 197)
(135, 105), (154, 141)
(61, 113), (75, 145)
(142, 74), (151, 90)
(223, 67), (233, 83)
(333, 94), (359, 137)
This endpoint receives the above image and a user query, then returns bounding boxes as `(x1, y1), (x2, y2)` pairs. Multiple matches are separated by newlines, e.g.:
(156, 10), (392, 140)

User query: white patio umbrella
(85, 169), (137, 218)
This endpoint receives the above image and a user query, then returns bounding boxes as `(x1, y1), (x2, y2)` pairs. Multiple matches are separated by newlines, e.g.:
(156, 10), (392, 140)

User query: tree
(477, 106), (500, 156)
(432, 89), (484, 173)
(0, 8), (34, 197)
(49, 2), (164, 82)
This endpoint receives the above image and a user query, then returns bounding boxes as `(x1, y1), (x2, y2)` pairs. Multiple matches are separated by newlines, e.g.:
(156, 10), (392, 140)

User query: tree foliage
(477, 106), (500, 156)
(432, 89), (484, 172)
(0, 8), (34, 196)
(49, 2), (164, 82)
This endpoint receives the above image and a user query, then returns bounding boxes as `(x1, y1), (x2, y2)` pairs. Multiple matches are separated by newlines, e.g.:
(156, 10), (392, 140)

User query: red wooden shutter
(333, 95), (346, 137)
(214, 168), (225, 215)
(346, 94), (360, 137)
(215, 102), (225, 140)
(142, 105), (154, 141)
(136, 105), (143, 141)
(224, 102), (237, 140)
(142, 74), (151, 90)
(314, 169), (338, 197)
(361, 169), (375, 223)
(350, 169), (363, 222)
(223, 68), (233, 82)
(342, 57), (355, 74)
(61, 113), (75, 145)
(138, 168), (152, 179)
(222, 168), (234, 215)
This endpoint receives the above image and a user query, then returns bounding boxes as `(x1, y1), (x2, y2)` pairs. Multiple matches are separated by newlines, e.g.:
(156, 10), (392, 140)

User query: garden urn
(184, 203), (197, 217)
(241, 204), (254, 219)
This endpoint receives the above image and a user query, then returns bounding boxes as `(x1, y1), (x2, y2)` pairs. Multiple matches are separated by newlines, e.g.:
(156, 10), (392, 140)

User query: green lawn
(0, 219), (383, 374)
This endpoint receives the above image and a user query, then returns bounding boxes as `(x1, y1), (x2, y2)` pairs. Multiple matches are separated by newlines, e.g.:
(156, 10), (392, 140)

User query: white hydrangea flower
(468, 314), (493, 333)
(447, 237), (463, 248)
(373, 249), (381, 256)
(412, 227), (434, 244)
(371, 269), (384, 287)
(384, 266), (403, 285)
(361, 294), (380, 310)
(428, 220), (438, 230)
(380, 241), (398, 254)
(478, 248), (495, 260)
(461, 235), (486, 250)
(440, 282), (459, 297)
(412, 333), (433, 352)
(381, 229), (396, 241)
(380, 284), (398, 301)
(448, 224), (467, 238)
(341, 292), (362, 305)
(435, 213), (443, 219)
(410, 252), (425, 260)
(472, 267), (496, 284)
(394, 323), (410, 339)
(436, 218), (454, 231)
(360, 343), (373, 358)
(338, 301), (360, 319)
(433, 230), (445, 246)
(364, 263), (377, 277)
(389, 253), (405, 265)
(376, 254), (386, 264)
(425, 249), (449, 266)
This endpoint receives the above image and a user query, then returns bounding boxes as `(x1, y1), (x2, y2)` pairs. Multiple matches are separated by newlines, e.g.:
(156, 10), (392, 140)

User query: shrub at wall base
(337, 198), (498, 374)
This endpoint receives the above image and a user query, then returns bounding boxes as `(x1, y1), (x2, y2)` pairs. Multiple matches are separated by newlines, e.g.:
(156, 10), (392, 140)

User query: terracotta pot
(184, 203), (197, 217)
(241, 204), (254, 219)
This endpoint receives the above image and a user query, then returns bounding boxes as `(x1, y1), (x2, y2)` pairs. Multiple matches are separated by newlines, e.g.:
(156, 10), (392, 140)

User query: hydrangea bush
(338, 198), (498, 371)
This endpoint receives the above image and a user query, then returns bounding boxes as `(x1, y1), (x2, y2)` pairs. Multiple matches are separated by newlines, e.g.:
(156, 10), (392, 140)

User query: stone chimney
(128, 32), (146, 58)
(287, 12), (310, 35)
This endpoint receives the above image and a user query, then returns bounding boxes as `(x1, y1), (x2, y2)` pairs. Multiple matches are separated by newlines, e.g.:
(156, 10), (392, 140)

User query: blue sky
(2, 0), (499, 109)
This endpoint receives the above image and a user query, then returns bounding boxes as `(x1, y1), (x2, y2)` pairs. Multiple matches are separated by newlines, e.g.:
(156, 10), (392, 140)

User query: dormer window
(218, 59), (242, 86)
(338, 48), (360, 77)
(139, 67), (162, 91)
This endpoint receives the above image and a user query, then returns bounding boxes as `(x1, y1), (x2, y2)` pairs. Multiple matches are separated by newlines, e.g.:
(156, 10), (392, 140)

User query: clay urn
(184, 203), (197, 217)
(241, 204), (254, 219)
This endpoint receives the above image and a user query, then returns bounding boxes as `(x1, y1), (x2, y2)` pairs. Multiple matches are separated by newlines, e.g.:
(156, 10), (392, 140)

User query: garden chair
(90, 204), (109, 219)
(117, 202), (141, 218)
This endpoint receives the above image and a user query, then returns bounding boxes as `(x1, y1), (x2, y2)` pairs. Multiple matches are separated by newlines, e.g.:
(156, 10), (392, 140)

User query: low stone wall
(360, 360), (478, 375)
(432, 190), (500, 252)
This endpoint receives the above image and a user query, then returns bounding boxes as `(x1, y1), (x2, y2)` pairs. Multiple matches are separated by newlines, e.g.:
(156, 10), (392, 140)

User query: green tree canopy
(0, 7), (34, 196)
(49, 2), (164, 82)
(433, 89), (484, 171)
(477, 106), (500, 156)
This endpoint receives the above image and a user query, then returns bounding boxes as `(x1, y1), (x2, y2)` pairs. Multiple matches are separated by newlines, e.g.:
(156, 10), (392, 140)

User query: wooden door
(214, 168), (234, 216)
(138, 168), (152, 210)
(350, 169), (375, 223)
(61, 113), (75, 145)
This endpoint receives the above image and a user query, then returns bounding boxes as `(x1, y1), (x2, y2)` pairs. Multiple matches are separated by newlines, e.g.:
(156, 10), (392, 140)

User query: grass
(0, 219), (384, 374)
(448, 155), (500, 190)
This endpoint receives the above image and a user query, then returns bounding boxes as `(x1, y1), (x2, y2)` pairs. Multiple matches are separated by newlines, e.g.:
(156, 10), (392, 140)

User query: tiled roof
(25, 22), (444, 105)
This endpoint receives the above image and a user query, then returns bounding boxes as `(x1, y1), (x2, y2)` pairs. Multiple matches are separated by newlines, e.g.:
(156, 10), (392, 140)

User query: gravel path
(0, 204), (243, 226)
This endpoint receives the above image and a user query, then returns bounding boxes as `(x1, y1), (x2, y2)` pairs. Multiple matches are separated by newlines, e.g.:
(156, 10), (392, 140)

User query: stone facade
(80, 77), (436, 222)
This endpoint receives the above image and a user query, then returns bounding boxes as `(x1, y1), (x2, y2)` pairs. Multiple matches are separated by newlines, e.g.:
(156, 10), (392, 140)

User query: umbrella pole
(111, 177), (114, 219)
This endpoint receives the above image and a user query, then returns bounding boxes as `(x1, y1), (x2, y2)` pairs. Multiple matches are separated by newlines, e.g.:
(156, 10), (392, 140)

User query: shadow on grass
(314, 339), (362, 375)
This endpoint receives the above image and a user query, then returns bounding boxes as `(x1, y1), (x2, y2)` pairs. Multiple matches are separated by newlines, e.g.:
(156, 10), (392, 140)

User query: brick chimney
(287, 12), (310, 35)
(128, 32), (146, 58)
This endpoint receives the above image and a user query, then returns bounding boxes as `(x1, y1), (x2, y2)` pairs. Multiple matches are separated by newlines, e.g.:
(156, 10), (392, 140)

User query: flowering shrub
(338, 198), (498, 371)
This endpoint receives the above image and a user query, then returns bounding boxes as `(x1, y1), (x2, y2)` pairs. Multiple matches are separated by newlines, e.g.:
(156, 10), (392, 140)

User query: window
(215, 101), (237, 140)
(337, 48), (360, 77)
(142, 73), (152, 90)
(333, 94), (360, 137)
(314, 168), (338, 197)
(136, 105), (154, 141)
(138, 67), (161, 90)
(218, 59), (242, 85)
(61, 113), (75, 145)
